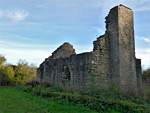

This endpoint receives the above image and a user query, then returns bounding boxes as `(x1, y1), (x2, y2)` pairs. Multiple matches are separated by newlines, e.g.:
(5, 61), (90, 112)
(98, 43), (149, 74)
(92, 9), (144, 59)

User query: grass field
(0, 87), (97, 113)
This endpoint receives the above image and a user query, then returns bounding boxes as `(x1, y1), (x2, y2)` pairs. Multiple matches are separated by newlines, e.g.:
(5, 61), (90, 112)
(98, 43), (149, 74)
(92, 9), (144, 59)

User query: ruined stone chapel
(37, 5), (142, 94)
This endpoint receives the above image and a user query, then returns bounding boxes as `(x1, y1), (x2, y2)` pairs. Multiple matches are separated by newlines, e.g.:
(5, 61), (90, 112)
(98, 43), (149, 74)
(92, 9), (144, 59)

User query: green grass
(0, 87), (97, 113)
(20, 85), (150, 113)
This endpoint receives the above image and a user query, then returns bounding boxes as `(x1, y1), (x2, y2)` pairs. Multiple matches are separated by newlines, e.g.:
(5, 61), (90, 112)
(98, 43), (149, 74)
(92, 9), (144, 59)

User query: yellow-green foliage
(0, 55), (6, 66)
(0, 55), (37, 85)
(0, 66), (15, 79)
(14, 60), (37, 84)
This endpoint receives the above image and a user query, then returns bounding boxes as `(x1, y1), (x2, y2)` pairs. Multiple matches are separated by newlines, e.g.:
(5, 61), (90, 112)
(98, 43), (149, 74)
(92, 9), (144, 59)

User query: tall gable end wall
(118, 6), (137, 93)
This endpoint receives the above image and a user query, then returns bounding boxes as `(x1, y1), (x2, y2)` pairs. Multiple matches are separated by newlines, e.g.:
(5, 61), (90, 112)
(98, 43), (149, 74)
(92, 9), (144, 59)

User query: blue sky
(0, 0), (150, 69)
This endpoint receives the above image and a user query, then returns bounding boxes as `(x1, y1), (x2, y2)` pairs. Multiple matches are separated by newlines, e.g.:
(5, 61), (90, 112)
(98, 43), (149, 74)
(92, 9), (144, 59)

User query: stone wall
(37, 52), (93, 88)
(136, 59), (142, 94)
(37, 5), (142, 94)
(118, 5), (138, 94)
(46, 42), (76, 61)
(104, 5), (138, 94)
(92, 35), (111, 78)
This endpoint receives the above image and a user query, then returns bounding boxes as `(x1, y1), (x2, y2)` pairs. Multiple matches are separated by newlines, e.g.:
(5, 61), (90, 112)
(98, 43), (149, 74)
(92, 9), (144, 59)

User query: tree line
(0, 55), (37, 86)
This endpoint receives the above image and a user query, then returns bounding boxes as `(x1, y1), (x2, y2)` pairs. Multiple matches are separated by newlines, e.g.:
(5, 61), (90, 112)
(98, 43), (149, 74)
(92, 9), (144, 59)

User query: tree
(0, 55), (6, 66)
(1, 66), (15, 79)
(14, 59), (37, 84)
(0, 57), (37, 85)
(0, 55), (15, 85)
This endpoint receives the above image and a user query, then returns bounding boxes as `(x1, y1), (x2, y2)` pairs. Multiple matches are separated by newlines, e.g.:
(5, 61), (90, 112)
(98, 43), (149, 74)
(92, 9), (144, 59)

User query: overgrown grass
(142, 85), (150, 102)
(1, 85), (150, 113)
(0, 87), (98, 113)
(19, 84), (150, 113)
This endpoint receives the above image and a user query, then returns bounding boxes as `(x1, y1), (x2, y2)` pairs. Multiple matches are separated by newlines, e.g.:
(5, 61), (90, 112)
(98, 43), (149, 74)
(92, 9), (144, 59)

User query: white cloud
(0, 39), (93, 66)
(0, 9), (29, 21)
(1, 47), (50, 66)
(0, 40), (57, 49)
(136, 36), (150, 42)
(136, 48), (150, 69)
(0, 40), (57, 66)
(143, 38), (150, 42)
(7, 9), (29, 21)
(134, 6), (150, 11)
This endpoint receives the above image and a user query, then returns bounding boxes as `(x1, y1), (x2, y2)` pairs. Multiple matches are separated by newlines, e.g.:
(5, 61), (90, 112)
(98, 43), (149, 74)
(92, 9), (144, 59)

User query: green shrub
(40, 89), (48, 97)
(31, 85), (46, 96)
(143, 86), (150, 102)
(0, 55), (37, 86)
(0, 74), (14, 86)
(47, 84), (63, 92)
(25, 81), (40, 87)
(23, 86), (33, 93)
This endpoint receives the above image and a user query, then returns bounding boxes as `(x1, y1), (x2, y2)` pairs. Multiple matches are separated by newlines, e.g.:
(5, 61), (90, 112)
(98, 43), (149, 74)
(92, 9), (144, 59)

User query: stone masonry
(37, 5), (142, 94)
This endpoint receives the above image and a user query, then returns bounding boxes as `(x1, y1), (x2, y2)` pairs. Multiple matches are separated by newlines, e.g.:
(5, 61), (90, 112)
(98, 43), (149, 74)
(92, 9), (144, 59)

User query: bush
(0, 55), (37, 86)
(142, 86), (150, 102)
(0, 74), (14, 86)
(47, 84), (63, 92)
(31, 85), (46, 96)
(0, 65), (15, 86)
(23, 85), (33, 93)
(25, 81), (40, 87)
(14, 60), (37, 84)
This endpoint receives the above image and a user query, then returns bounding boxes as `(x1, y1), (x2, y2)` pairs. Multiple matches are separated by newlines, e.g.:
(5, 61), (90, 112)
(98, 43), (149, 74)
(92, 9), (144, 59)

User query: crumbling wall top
(48, 42), (76, 60)
(119, 4), (132, 10)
